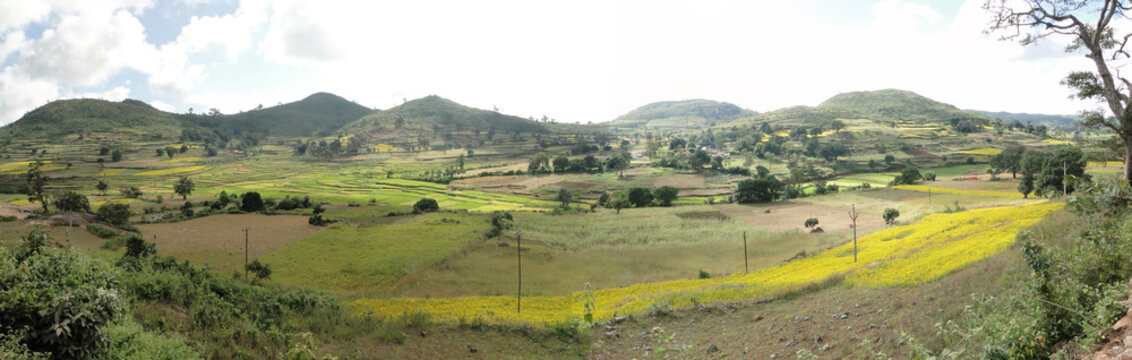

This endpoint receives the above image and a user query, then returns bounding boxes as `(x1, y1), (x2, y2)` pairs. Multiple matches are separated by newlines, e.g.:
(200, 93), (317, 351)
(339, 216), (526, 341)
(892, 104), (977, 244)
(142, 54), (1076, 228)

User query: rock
(813, 335), (823, 343)
(820, 344), (832, 352)
(769, 353), (778, 359)
(839, 313), (849, 320)
(1118, 349), (1132, 360)
(847, 325), (853, 331)
(753, 315), (762, 322)
(765, 209), (771, 214)
(706, 344), (719, 354)
(604, 331), (619, 338)
(609, 316), (629, 325)
(605, 325), (616, 331)
(786, 341), (797, 347)
(743, 346), (750, 354)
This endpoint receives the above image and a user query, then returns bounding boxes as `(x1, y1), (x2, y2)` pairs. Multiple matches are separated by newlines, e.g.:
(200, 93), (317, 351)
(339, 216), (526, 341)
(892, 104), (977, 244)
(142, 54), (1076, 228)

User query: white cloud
(149, 100), (174, 111)
(16, 10), (151, 87)
(0, 0), (51, 34)
(0, 67), (59, 123)
(64, 85), (131, 102)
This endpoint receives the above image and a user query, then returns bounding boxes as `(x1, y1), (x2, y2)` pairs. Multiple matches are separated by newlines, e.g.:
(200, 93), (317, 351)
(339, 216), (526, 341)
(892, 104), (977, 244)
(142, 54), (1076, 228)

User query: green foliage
(653, 186), (679, 207)
(486, 211), (513, 238)
(240, 192), (265, 212)
(52, 191), (90, 212)
(412, 198), (439, 214)
(893, 167), (923, 185)
(25, 161), (48, 213)
(246, 259), (272, 282)
(96, 203), (132, 227)
(882, 208), (900, 225)
(609, 99), (755, 130)
(1037, 147), (1088, 196)
(187, 93), (371, 137)
(804, 218), (819, 229)
(607, 191), (630, 214)
(95, 180), (109, 195)
(628, 187), (653, 208)
(734, 176), (783, 203)
(86, 224), (118, 239)
(3, 98), (198, 140)
(173, 176), (195, 200)
(119, 186), (142, 198)
(96, 318), (201, 360)
(1018, 174), (1035, 198)
(123, 236), (156, 259)
(817, 89), (991, 128)
(555, 188), (572, 208)
(344, 95), (546, 137)
(698, 269), (711, 279)
(0, 230), (126, 359)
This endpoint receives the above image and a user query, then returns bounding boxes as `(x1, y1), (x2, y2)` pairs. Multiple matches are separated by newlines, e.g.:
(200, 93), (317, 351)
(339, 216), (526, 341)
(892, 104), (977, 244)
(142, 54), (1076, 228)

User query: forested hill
(607, 99), (756, 130)
(0, 98), (200, 140)
(183, 92), (374, 137)
(340, 95), (549, 138)
(969, 110), (1079, 128)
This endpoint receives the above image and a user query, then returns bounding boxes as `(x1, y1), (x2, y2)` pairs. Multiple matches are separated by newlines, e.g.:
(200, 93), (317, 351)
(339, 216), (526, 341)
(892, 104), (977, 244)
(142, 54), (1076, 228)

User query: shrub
(412, 198), (439, 214)
(86, 224), (118, 239)
(119, 186), (142, 198)
(486, 211), (513, 238)
(240, 192), (264, 212)
(883, 208), (900, 225)
(804, 218), (819, 229)
(246, 259), (272, 281)
(52, 191), (90, 212)
(123, 236), (156, 258)
(628, 187), (653, 208)
(654, 186), (679, 207)
(698, 270), (711, 279)
(308, 214), (330, 226)
(97, 203), (132, 226)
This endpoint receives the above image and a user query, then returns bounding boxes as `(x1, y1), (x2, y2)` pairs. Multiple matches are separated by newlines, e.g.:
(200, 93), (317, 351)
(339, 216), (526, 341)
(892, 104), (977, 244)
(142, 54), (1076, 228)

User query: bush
(245, 259), (272, 281)
(654, 186), (679, 207)
(86, 224), (118, 239)
(628, 187), (653, 208)
(486, 211), (513, 238)
(308, 214), (331, 226)
(119, 186), (143, 198)
(804, 218), (819, 229)
(412, 198), (439, 214)
(52, 191), (90, 212)
(883, 208), (900, 225)
(97, 203), (132, 226)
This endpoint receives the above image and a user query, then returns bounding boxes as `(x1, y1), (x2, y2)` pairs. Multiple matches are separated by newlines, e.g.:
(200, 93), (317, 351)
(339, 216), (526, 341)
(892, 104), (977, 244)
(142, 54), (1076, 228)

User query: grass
(134, 165), (206, 176)
(263, 212), (489, 296)
(891, 184), (1023, 198)
(134, 214), (320, 274)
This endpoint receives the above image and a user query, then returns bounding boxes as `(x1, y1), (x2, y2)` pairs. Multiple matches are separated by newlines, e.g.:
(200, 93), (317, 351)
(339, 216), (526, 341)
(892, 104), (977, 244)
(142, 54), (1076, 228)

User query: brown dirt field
(135, 214), (320, 273)
(0, 204), (30, 219)
(653, 174), (704, 189)
(718, 202), (886, 233)
(551, 181), (599, 189)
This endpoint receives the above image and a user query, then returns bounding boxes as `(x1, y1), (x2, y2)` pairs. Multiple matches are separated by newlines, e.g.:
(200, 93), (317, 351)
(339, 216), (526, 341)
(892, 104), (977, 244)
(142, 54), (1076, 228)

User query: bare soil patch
(719, 202), (885, 233)
(136, 214), (320, 273)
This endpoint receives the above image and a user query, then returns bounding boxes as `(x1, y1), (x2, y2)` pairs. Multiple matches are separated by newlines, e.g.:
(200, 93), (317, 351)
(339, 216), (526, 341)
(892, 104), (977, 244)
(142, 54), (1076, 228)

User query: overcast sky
(0, 0), (1104, 126)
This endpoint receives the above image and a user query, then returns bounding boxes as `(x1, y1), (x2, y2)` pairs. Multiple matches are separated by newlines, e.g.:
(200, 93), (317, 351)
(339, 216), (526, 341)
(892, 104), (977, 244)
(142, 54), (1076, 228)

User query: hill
(0, 98), (200, 140)
(341, 95), (548, 138)
(970, 110), (1079, 128)
(183, 92), (373, 137)
(607, 99), (756, 130)
(816, 89), (990, 125)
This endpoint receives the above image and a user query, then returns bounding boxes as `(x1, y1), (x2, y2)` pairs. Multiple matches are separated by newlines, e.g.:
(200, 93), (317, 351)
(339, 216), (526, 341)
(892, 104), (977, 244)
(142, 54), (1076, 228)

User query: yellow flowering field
(959, 147), (1002, 156)
(352, 203), (1062, 325)
(374, 144), (396, 152)
(134, 165), (205, 176)
(0, 161), (64, 174)
(891, 184), (1023, 198)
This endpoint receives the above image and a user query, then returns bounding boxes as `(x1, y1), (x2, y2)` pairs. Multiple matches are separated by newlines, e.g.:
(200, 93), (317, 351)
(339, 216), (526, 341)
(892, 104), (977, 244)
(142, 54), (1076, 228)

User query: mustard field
(351, 202), (1061, 326)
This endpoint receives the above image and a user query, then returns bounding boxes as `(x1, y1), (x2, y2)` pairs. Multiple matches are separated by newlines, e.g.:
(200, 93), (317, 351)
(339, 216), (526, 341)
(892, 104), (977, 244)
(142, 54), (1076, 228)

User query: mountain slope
(0, 98), (200, 140)
(608, 99), (756, 130)
(341, 95), (548, 137)
(816, 89), (989, 125)
(970, 110), (1079, 128)
(184, 92), (373, 137)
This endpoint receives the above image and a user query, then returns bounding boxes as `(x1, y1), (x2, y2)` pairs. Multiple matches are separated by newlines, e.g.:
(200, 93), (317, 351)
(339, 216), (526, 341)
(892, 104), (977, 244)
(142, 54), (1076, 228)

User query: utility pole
(516, 230), (522, 314)
(849, 204), (859, 263)
(1062, 161), (1068, 196)
(241, 227), (250, 279)
(928, 188), (931, 206)
(743, 231), (749, 273)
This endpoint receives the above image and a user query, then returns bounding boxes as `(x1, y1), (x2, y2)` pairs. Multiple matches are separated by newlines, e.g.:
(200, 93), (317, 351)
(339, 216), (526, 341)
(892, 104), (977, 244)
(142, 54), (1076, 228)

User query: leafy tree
(179, 145), (188, 153)
(95, 180), (109, 195)
(246, 259), (272, 282)
(986, 0), (1132, 180)
(1021, 150), (1045, 178)
(486, 211), (513, 237)
(96, 203), (131, 226)
(606, 155), (629, 177)
(217, 190), (231, 207)
(110, 149), (122, 162)
(608, 191), (630, 214)
(689, 150), (710, 172)
(456, 154), (465, 169)
(528, 152), (549, 171)
(1018, 174), (1035, 198)
(156, 148), (165, 157)
(583, 155), (598, 170)
(123, 235), (156, 258)
(883, 208), (900, 225)
(1037, 147), (1088, 195)
(412, 198), (439, 214)
(883, 154), (895, 165)
(894, 167), (922, 185)
(552, 154), (570, 173)
(734, 176), (784, 203)
(830, 120), (846, 133)
(173, 176), (195, 200)
(98, 146), (110, 156)
(165, 146), (176, 159)
(205, 146), (218, 157)
(556, 188), (572, 208)
(923, 172), (936, 181)
(240, 192), (265, 212)
(25, 161), (48, 213)
(52, 191), (90, 212)
(628, 187), (653, 207)
(668, 138), (686, 150)
(181, 201), (194, 217)
(991, 146), (1025, 178)
(804, 218), (819, 229)
(654, 186), (679, 207)
(119, 186), (142, 198)
(818, 143), (850, 162)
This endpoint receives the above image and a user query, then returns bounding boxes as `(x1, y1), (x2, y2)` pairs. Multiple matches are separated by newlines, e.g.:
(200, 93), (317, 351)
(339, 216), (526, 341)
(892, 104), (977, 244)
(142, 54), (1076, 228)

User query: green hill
(816, 89), (989, 125)
(0, 98), (199, 140)
(341, 95), (548, 138)
(970, 110), (1079, 128)
(184, 92), (373, 137)
(608, 99), (756, 130)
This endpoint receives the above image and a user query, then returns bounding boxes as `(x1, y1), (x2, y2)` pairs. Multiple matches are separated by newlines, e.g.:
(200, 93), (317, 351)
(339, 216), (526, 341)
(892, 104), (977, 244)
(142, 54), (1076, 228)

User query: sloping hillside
(341, 95), (548, 138)
(184, 92), (373, 137)
(0, 98), (199, 140)
(817, 89), (989, 125)
(970, 110), (1079, 128)
(608, 99), (756, 130)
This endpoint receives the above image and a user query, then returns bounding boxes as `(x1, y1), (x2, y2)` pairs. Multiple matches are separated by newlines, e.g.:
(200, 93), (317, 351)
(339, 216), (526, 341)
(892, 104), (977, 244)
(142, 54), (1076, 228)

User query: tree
(734, 176), (784, 203)
(556, 188), (572, 208)
(1037, 147), (1088, 195)
(628, 187), (653, 207)
(654, 186), (679, 207)
(528, 152), (550, 171)
(486, 211), (513, 237)
(413, 198), (439, 214)
(884, 154), (896, 166)
(669, 138), (686, 150)
(991, 146), (1025, 178)
(818, 143), (850, 162)
(240, 192), (265, 212)
(26, 160), (48, 213)
(156, 148), (165, 157)
(1021, 150), (1046, 178)
(180, 145), (188, 153)
(456, 154), (465, 170)
(245, 259), (272, 282)
(607, 155), (629, 177)
(173, 176), (195, 200)
(883, 208), (900, 225)
(689, 150), (710, 172)
(608, 191), (630, 214)
(894, 167), (922, 185)
(165, 146), (176, 159)
(985, 0), (1132, 181)
(110, 149), (122, 162)
(95, 180), (109, 195)
(552, 154), (570, 173)
(124, 235), (156, 258)
(804, 217), (819, 229)
(217, 190), (231, 207)
(1019, 174), (1035, 198)
(96, 203), (131, 226)
(830, 120), (846, 133)
(52, 191), (90, 212)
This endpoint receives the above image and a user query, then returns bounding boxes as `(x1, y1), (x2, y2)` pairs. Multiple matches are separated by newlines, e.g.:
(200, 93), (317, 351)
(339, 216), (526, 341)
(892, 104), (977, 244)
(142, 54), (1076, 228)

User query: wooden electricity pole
(241, 227), (250, 279)
(516, 230), (522, 314)
(1062, 161), (1068, 196)
(743, 231), (749, 273)
(849, 204), (859, 263)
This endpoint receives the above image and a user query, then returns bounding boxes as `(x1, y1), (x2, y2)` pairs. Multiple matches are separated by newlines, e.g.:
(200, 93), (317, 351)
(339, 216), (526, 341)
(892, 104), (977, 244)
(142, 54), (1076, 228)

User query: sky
(0, 0), (1105, 126)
